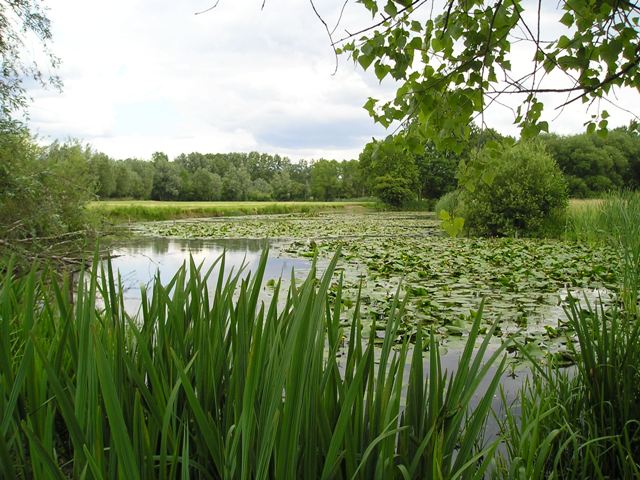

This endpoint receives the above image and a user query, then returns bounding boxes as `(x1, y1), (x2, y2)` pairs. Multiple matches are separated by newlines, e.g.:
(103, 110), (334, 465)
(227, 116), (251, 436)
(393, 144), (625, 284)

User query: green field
(90, 200), (375, 223)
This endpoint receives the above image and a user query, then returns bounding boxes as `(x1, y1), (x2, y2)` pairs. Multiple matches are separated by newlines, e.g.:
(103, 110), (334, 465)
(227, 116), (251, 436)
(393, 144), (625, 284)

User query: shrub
(0, 122), (94, 241)
(373, 174), (415, 207)
(460, 141), (568, 237)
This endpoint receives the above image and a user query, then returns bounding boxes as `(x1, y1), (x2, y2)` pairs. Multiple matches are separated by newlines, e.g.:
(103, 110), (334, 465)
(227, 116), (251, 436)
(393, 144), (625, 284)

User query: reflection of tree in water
(114, 237), (270, 258)
(150, 238), (170, 255)
(176, 238), (269, 255)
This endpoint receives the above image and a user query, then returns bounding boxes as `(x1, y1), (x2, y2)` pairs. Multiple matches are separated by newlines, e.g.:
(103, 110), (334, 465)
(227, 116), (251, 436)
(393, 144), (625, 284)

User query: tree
(89, 153), (117, 198)
(336, 1), (640, 150)
(310, 159), (340, 200)
(339, 159), (366, 198)
(542, 128), (640, 197)
(271, 170), (294, 200)
(151, 152), (181, 200)
(374, 175), (415, 207)
(0, 0), (60, 117)
(0, 124), (93, 241)
(190, 168), (222, 201)
(249, 177), (273, 201)
(114, 161), (133, 197)
(415, 147), (458, 200)
(359, 135), (419, 199)
(127, 159), (154, 199)
(222, 166), (252, 200)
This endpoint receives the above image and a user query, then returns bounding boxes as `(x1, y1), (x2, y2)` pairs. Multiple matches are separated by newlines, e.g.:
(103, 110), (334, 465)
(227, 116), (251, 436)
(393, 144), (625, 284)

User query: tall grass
(90, 200), (373, 223)
(498, 298), (640, 478)
(565, 191), (640, 314)
(0, 251), (504, 479)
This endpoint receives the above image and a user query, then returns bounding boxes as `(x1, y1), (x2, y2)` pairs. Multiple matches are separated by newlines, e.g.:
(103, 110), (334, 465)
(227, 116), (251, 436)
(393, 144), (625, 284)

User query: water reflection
(107, 237), (310, 315)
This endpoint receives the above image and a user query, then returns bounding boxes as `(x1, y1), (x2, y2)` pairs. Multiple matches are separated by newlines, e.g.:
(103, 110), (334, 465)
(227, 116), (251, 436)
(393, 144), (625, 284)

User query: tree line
(358, 124), (640, 206)
(91, 151), (365, 202)
(3, 120), (639, 237)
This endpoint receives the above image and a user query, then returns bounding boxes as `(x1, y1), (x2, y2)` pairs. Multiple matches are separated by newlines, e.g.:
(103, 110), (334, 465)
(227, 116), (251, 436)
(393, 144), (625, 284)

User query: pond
(106, 236), (312, 315)
(106, 211), (617, 437)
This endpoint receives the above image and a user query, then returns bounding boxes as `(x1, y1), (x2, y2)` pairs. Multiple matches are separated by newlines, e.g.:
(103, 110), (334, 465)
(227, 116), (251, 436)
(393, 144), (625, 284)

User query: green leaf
(358, 54), (374, 70)
(93, 336), (141, 480)
(557, 35), (572, 49)
(374, 62), (389, 81)
(384, 1), (398, 17)
(559, 12), (574, 27)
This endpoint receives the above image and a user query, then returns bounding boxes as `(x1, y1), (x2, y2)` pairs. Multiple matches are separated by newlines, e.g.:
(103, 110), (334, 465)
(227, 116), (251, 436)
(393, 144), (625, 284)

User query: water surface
(107, 237), (311, 315)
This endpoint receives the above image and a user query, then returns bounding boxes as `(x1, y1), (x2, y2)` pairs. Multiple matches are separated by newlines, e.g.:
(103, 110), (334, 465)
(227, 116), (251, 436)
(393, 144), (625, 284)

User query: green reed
(0, 251), (503, 479)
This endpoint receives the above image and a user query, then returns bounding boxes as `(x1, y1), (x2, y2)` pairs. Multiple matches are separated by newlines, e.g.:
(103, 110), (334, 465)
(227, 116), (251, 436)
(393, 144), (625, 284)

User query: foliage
(415, 126), (509, 200)
(150, 152), (180, 200)
(0, 0), (60, 117)
(460, 141), (568, 237)
(565, 191), (640, 314)
(88, 150), (369, 203)
(222, 166), (252, 201)
(373, 174), (415, 206)
(142, 212), (617, 354)
(499, 298), (640, 478)
(0, 251), (505, 478)
(543, 127), (640, 197)
(359, 135), (419, 195)
(340, 0), (640, 150)
(438, 210), (464, 238)
(415, 148), (458, 199)
(248, 177), (274, 201)
(497, 192), (640, 476)
(0, 122), (93, 241)
(434, 190), (462, 218)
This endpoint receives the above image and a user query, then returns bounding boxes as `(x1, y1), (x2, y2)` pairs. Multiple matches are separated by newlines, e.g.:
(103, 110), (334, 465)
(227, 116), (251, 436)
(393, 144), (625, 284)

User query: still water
(106, 237), (311, 315)
(105, 234), (527, 440)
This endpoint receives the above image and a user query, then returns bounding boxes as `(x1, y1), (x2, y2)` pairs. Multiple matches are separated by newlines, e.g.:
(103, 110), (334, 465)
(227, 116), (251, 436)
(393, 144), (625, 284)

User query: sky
(25, 0), (639, 161)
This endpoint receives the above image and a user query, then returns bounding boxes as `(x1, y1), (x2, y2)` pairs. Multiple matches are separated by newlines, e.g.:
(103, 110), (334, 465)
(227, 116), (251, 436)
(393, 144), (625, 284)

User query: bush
(460, 141), (568, 237)
(373, 174), (415, 207)
(0, 122), (94, 241)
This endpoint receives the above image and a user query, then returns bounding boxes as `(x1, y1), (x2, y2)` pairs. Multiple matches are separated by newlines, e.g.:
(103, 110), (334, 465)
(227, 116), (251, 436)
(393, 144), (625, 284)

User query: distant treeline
(91, 152), (365, 202)
(87, 125), (640, 205)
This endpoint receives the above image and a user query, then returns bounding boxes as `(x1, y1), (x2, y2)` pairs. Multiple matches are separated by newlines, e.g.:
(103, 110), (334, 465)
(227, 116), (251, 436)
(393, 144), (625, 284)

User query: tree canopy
(0, 0), (60, 118)
(334, 0), (640, 150)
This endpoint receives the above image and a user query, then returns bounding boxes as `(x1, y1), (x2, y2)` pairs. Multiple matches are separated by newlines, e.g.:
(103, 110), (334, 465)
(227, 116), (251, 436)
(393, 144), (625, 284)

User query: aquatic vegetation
(138, 211), (440, 240)
(139, 212), (617, 356)
(0, 253), (504, 479)
(565, 191), (640, 314)
(497, 298), (640, 478)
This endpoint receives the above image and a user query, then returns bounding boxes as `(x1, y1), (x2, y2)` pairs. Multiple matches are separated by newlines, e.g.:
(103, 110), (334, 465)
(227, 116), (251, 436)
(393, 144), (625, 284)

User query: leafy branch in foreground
(0, 0), (61, 117)
(0, 250), (504, 478)
(336, 0), (640, 150)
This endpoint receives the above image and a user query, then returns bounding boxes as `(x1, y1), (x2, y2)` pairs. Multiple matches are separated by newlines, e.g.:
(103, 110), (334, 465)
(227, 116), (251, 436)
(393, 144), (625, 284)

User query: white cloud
(26, 0), (639, 160)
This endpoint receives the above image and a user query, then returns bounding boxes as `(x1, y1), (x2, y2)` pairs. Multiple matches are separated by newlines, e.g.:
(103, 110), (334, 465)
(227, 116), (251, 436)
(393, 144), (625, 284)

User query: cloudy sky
(26, 0), (639, 161)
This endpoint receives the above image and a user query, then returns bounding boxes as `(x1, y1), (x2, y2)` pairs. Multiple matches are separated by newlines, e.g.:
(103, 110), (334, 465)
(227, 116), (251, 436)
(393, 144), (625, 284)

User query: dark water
(106, 237), (311, 315)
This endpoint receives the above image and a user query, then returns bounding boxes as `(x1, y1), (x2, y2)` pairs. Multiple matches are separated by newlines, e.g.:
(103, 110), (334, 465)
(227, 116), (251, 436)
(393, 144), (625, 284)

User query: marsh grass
(90, 200), (373, 223)
(565, 191), (640, 314)
(0, 251), (504, 479)
(498, 297), (640, 478)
